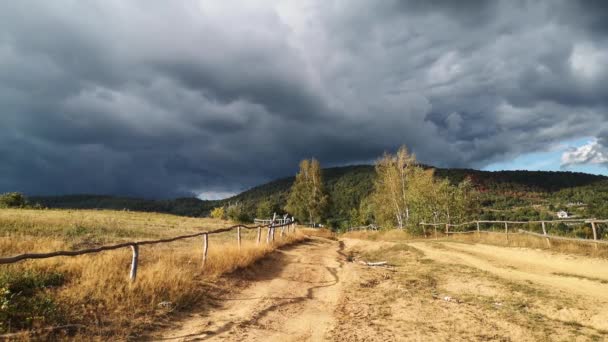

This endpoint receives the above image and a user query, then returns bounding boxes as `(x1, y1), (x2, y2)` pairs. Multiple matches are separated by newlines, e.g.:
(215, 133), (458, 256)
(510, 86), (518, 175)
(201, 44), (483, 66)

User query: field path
(409, 241), (608, 301)
(155, 237), (608, 341)
(157, 237), (348, 341)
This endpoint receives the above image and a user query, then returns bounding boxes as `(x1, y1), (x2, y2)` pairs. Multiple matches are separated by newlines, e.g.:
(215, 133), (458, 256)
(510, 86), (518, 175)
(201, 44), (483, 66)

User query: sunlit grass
(0, 208), (304, 338)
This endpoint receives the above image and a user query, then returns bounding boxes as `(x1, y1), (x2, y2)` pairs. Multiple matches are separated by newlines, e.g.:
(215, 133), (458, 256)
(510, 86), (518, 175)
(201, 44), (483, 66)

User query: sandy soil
(154, 237), (608, 341)
(155, 237), (347, 341)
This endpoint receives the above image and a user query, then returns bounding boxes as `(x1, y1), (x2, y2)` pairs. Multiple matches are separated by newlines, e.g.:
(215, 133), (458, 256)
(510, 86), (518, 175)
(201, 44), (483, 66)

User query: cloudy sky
(1, 1), (607, 199)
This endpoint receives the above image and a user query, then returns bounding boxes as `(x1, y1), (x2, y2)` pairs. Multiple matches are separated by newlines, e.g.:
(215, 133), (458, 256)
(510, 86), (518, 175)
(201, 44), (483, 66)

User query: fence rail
(347, 224), (380, 232)
(0, 219), (297, 281)
(419, 219), (607, 247)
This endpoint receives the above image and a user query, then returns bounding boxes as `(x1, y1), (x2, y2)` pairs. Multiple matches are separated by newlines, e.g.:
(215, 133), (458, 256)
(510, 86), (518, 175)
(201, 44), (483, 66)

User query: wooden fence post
(257, 226), (261, 244)
(266, 225), (272, 244)
(129, 244), (139, 281)
(445, 223), (449, 237)
(476, 221), (481, 238)
(202, 233), (209, 268)
(504, 222), (509, 243)
(541, 221), (551, 247)
(434, 225), (438, 240)
(237, 226), (241, 249)
(591, 221), (598, 250)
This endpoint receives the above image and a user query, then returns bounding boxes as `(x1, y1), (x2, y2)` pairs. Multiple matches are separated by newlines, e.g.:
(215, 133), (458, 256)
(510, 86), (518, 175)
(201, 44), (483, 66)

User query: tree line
(275, 146), (479, 233)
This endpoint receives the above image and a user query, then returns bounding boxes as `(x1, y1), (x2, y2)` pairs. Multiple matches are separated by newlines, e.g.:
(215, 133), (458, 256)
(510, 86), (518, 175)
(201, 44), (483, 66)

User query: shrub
(0, 270), (65, 332)
(255, 200), (274, 220)
(226, 203), (250, 223)
(210, 207), (226, 220)
(0, 192), (28, 208)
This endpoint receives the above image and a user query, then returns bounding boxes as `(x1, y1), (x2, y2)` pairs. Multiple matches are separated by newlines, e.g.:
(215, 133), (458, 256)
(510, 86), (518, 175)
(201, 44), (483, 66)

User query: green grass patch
(552, 272), (608, 284)
(0, 270), (66, 333)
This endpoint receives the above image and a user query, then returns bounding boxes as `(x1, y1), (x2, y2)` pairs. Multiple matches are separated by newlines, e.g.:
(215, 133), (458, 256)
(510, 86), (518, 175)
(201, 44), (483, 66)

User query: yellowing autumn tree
(371, 146), (416, 229)
(371, 145), (479, 231)
(285, 158), (329, 226)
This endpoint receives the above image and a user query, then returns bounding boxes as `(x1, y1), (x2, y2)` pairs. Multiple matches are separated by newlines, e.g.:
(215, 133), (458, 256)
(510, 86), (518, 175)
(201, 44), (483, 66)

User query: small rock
(158, 301), (173, 309)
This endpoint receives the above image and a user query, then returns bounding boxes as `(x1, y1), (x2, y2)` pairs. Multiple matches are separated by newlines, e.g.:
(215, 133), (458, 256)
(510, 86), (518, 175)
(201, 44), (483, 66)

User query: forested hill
(31, 165), (608, 224)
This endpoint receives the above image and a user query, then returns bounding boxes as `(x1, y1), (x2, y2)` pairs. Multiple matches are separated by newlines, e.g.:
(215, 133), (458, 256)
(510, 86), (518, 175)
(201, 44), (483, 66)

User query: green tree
(255, 200), (274, 219)
(226, 202), (249, 222)
(0, 192), (28, 208)
(285, 158), (329, 225)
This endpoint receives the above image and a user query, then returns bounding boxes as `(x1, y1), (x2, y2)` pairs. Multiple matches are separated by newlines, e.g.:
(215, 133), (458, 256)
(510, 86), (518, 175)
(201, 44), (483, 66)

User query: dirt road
(156, 237), (608, 341)
(157, 237), (348, 341)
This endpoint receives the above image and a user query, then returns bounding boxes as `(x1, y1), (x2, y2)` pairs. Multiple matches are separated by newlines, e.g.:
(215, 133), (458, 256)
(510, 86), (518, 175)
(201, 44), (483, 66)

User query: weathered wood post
(281, 214), (288, 238)
(476, 221), (481, 239)
(257, 226), (261, 244)
(504, 222), (509, 243)
(266, 225), (272, 244)
(202, 233), (209, 268)
(445, 223), (449, 238)
(271, 213), (277, 243)
(591, 221), (599, 250)
(237, 226), (241, 249)
(129, 244), (139, 281)
(591, 221), (598, 240)
(541, 221), (551, 247)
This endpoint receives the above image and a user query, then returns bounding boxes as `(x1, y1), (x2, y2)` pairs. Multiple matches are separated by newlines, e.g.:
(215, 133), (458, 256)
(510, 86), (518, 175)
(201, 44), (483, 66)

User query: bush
(255, 200), (274, 220)
(0, 270), (65, 332)
(226, 203), (250, 223)
(210, 207), (226, 220)
(0, 192), (28, 208)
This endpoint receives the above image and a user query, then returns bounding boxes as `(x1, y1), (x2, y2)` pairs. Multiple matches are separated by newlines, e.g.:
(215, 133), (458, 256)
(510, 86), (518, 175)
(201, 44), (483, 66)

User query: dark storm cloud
(0, 0), (607, 198)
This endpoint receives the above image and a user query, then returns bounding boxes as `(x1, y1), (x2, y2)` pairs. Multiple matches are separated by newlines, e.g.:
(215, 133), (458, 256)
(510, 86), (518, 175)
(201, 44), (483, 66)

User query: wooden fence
(0, 219), (297, 281)
(254, 216), (293, 225)
(347, 224), (380, 232)
(419, 219), (608, 247)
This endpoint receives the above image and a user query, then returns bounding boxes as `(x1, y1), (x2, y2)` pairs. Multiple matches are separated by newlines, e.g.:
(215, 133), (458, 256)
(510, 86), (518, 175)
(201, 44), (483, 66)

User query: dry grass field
(0, 209), (304, 339)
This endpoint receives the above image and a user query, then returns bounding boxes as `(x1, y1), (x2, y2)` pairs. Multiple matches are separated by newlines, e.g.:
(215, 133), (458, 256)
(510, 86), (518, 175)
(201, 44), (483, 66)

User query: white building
(556, 210), (569, 219)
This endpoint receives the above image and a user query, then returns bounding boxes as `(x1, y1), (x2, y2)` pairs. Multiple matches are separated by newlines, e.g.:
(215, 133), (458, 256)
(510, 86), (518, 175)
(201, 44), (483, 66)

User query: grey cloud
(0, 0), (607, 199)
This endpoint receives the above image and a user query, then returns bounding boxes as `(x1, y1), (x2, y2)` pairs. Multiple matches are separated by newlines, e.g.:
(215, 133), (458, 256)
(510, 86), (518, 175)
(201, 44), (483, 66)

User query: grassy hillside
(31, 165), (608, 226)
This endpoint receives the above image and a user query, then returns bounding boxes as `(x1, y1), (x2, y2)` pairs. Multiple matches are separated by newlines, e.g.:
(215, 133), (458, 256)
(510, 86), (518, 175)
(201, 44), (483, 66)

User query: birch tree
(371, 146), (415, 229)
(285, 158), (329, 226)
(371, 145), (479, 231)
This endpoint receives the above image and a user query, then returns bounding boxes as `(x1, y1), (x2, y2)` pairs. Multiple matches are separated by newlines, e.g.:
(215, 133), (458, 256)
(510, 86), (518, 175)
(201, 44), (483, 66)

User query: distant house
(556, 210), (569, 219)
